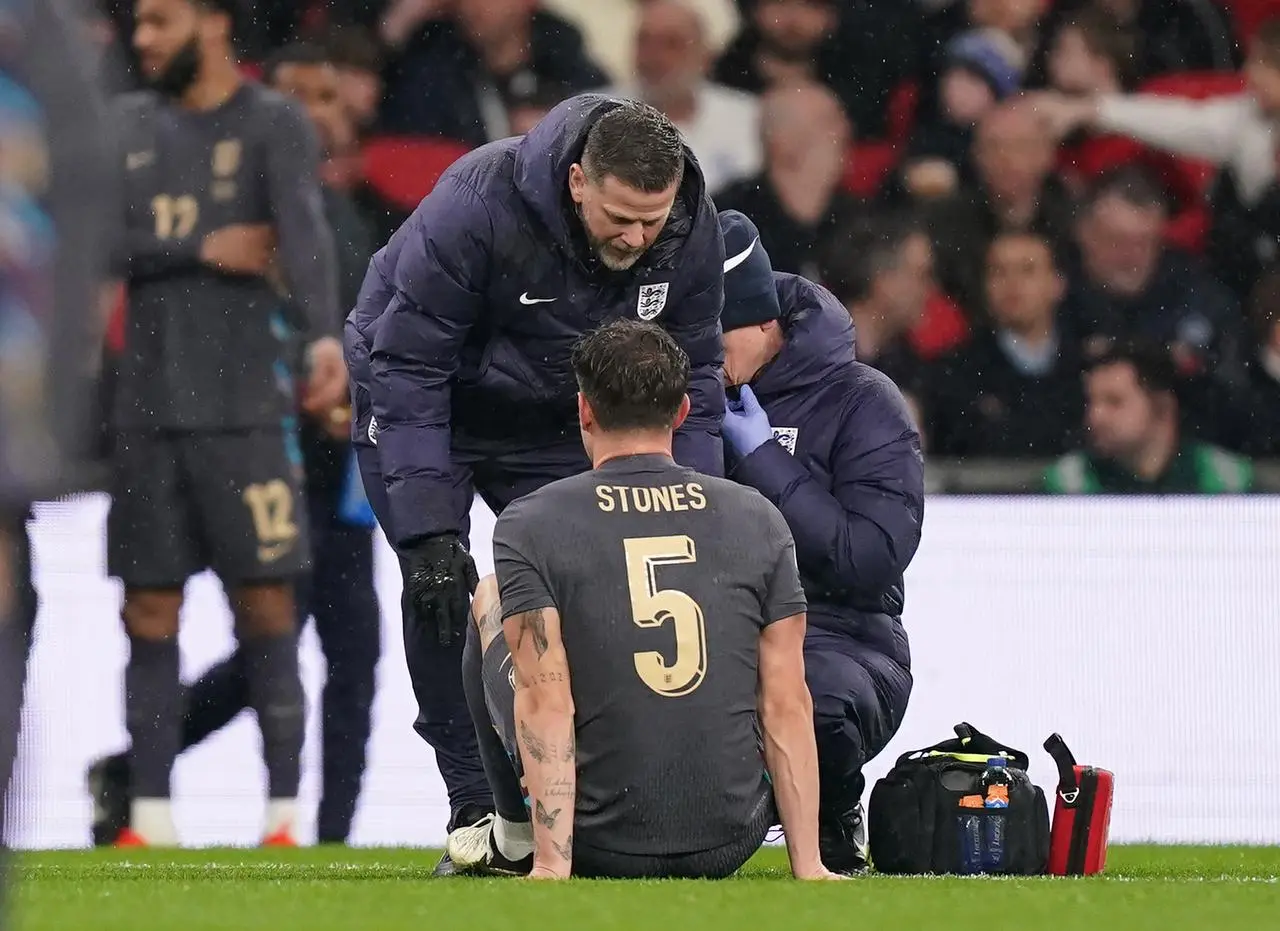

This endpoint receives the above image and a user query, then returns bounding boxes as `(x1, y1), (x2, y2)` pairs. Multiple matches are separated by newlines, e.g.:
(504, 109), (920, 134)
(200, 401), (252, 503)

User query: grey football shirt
(493, 453), (805, 857)
(110, 82), (339, 431)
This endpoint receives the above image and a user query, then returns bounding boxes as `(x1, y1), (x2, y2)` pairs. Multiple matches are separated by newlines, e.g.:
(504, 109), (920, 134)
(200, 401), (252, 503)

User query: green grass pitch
(12, 845), (1280, 930)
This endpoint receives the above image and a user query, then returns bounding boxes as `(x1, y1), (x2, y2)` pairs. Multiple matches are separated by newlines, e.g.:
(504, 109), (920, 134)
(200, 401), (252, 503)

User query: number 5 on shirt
(624, 535), (707, 698)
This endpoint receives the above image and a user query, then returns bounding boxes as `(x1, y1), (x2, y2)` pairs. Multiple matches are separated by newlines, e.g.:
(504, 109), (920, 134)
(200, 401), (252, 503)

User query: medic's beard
(577, 203), (646, 271)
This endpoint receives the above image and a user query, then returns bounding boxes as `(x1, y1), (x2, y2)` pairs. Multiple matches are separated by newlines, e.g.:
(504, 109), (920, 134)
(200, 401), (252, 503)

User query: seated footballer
(446, 319), (841, 880)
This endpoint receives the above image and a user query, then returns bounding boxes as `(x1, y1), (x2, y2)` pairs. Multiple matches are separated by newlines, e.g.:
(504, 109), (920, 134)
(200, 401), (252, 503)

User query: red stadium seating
(105, 284), (126, 355)
(910, 292), (969, 361)
(841, 82), (920, 198)
(886, 81), (920, 148)
(360, 136), (473, 212)
(1130, 70), (1250, 250)
(1223, 0), (1280, 45)
(842, 142), (898, 198)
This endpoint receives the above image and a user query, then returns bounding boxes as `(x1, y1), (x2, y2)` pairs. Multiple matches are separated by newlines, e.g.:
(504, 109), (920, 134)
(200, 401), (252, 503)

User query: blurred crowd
(81, 0), (1280, 492)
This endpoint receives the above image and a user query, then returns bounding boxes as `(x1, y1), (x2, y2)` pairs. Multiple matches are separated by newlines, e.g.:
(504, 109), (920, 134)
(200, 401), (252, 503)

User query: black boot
(434, 802), (492, 876)
(87, 753), (131, 846)
(819, 802), (869, 875)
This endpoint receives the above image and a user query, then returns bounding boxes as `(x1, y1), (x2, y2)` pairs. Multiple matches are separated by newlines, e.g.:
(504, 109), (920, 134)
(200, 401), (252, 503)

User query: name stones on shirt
(595, 482), (707, 514)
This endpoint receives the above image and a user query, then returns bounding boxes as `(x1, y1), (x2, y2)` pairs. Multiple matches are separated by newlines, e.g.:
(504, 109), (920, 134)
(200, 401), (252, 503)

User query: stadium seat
(1223, 0), (1280, 45)
(885, 81), (919, 148)
(840, 82), (919, 198)
(360, 136), (473, 212)
(842, 142), (899, 199)
(909, 292), (969, 361)
(105, 284), (126, 355)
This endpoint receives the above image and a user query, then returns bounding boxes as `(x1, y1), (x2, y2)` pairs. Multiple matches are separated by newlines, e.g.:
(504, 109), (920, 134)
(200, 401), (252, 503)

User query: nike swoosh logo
(724, 237), (759, 273)
(519, 292), (557, 305)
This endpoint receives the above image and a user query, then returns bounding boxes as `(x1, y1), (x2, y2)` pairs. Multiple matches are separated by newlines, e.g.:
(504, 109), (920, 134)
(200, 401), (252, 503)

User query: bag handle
(1043, 733), (1080, 801)
(896, 722), (1031, 770)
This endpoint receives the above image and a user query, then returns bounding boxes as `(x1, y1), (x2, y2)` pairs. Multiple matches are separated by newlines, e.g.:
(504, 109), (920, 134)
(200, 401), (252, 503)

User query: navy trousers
(355, 436), (590, 816)
(804, 621), (913, 819)
(181, 478), (381, 843)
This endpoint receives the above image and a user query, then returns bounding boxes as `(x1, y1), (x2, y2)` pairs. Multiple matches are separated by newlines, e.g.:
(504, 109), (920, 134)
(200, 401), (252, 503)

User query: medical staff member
(718, 210), (924, 874)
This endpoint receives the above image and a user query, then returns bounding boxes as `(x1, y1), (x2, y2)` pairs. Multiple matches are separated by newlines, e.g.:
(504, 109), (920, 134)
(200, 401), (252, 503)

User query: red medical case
(1044, 733), (1114, 876)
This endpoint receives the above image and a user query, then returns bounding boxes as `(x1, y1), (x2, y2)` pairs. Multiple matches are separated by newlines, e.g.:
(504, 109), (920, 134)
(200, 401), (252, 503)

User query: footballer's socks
(129, 798), (178, 846)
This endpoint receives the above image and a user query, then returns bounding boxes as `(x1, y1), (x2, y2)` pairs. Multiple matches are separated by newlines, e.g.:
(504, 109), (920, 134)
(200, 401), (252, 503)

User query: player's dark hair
(263, 42), (332, 86)
(192, 0), (240, 31)
(571, 320), (690, 432)
(323, 26), (385, 74)
(1084, 339), (1178, 396)
(819, 210), (925, 304)
(1082, 164), (1169, 216)
(581, 101), (685, 193)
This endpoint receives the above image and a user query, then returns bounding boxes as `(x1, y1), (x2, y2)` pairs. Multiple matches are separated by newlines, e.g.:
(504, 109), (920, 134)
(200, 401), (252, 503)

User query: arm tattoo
(551, 834), (573, 862)
(544, 777), (574, 799)
(534, 800), (561, 830)
(517, 607), (550, 659)
(562, 730), (575, 763)
(520, 721), (548, 763)
(478, 600), (504, 646)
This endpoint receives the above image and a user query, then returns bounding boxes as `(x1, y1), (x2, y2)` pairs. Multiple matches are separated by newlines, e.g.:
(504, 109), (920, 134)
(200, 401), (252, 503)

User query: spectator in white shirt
(602, 0), (761, 195)
(1029, 16), (1280, 298)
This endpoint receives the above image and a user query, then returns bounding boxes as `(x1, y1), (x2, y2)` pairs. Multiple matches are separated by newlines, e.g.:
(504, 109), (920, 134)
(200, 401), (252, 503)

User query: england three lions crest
(772, 426), (798, 455)
(637, 282), (670, 321)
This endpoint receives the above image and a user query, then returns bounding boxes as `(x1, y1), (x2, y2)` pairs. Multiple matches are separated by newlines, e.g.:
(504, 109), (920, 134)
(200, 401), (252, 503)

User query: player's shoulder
(511, 469), (599, 515)
(112, 89), (162, 120)
(700, 473), (789, 529)
(493, 471), (587, 537)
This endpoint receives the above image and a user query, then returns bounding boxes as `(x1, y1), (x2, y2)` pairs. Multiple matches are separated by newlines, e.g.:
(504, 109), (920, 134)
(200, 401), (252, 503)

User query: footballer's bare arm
(504, 605), (576, 879)
(758, 613), (842, 880)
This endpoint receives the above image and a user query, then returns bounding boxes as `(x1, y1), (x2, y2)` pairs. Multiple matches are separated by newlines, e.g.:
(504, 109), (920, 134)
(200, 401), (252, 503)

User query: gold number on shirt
(242, 479), (299, 545)
(623, 535), (707, 697)
(151, 194), (199, 240)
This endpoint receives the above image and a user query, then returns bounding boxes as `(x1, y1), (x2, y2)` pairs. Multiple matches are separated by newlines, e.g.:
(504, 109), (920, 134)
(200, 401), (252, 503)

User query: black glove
(403, 532), (480, 647)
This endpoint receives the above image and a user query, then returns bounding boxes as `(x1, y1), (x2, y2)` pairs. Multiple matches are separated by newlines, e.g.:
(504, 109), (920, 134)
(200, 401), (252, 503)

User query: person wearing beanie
(718, 209), (923, 874)
(896, 28), (1025, 202)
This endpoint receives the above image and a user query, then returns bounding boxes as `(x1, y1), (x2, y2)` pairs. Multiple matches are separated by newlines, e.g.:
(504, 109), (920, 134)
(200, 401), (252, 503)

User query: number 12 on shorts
(624, 535), (707, 698)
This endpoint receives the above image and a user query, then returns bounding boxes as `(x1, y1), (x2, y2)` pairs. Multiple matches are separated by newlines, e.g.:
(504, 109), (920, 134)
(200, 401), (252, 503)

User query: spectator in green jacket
(1045, 341), (1252, 493)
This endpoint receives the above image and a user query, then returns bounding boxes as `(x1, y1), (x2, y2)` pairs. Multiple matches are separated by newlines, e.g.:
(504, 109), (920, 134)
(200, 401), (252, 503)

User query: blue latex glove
(722, 384), (774, 457)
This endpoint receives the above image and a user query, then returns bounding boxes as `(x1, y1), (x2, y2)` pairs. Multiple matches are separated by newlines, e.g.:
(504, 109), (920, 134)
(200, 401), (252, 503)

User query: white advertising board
(8, 494), (1280, 847)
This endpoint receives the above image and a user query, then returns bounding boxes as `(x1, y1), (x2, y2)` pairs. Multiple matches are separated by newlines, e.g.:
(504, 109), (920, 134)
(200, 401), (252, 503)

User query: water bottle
(981, 757), (1011, 872)
(957, 795), (984, 874)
